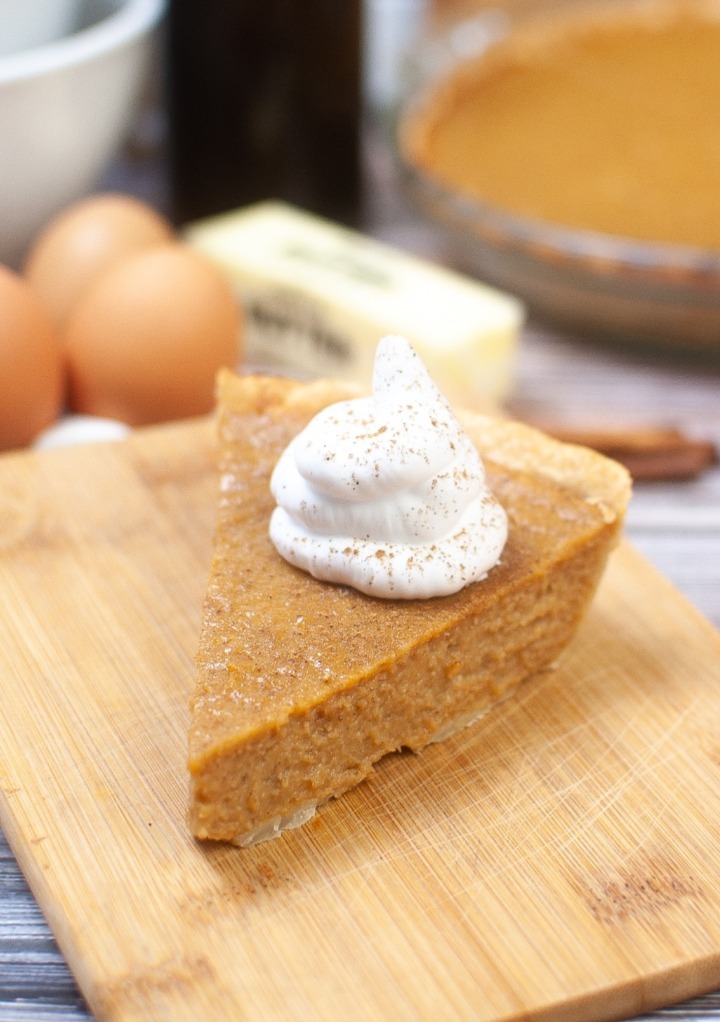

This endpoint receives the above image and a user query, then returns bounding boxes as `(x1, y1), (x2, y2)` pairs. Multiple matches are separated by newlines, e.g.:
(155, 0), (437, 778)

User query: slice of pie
(189, 368), (630, 846)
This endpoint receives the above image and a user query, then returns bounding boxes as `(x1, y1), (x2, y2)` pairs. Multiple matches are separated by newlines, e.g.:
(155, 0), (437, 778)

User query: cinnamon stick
(526, 422), (718, 482)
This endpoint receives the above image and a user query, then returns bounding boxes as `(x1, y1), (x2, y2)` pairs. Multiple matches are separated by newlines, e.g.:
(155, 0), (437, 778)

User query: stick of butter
(184, 201), (524, 407)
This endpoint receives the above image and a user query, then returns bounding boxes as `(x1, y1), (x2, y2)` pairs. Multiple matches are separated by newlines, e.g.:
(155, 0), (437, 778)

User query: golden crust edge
(193, 678), (524, 848)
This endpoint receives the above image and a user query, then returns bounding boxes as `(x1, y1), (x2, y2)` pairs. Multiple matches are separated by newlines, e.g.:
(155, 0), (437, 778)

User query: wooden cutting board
(1, 418), (719, 1022)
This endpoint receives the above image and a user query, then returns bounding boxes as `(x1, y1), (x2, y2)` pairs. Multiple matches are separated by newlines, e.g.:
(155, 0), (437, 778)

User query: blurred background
(92, 0), (720, 356)
(104, 0), (431, 229)
(2, 0), (720, 470)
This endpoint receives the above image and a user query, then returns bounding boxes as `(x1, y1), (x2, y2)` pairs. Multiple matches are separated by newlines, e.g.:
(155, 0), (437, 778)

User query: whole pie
(188, 369), (630, 845)
(401, 0), (720, 249)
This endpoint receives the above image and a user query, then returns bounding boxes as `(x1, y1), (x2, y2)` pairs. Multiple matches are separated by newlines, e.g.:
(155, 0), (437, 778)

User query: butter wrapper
(185, 201), (524, 407)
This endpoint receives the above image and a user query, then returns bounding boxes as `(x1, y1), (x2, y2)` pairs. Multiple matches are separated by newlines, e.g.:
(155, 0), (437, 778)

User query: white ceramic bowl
(0, 0), (166, 268)
(0, 0), (83, 57)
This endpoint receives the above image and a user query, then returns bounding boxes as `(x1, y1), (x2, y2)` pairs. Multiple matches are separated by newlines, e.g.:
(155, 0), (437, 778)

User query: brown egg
(24, 193), (175, 332)
(64, 244), (242, 427)
(0, 265), (65, 451)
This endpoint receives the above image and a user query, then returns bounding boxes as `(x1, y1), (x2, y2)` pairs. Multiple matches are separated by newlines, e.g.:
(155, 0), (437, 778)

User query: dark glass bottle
(165, 0), (363, 228)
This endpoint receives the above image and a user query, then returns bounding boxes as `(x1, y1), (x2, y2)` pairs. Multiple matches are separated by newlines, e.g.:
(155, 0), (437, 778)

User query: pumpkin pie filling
(402, 0), (720, 249)
(188, 370), (630, 845)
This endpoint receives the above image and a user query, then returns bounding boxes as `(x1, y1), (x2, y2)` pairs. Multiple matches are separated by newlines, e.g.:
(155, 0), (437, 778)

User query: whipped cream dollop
(269, 335), (507, 599)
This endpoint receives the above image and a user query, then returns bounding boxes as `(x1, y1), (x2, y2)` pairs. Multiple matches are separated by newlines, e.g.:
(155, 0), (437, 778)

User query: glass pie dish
(395, 0), (720, 356)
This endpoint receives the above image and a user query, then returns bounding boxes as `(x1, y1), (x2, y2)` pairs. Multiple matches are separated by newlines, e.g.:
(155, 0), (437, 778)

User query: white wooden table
(1, 145), (719, 1021)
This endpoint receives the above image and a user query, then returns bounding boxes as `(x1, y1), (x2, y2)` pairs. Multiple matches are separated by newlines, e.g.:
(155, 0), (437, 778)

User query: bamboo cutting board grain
(1, 417), (720, 1022)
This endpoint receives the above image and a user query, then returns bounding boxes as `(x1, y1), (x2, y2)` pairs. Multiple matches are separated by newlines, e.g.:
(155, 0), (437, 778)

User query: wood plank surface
(1, 417), (720, 1022)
